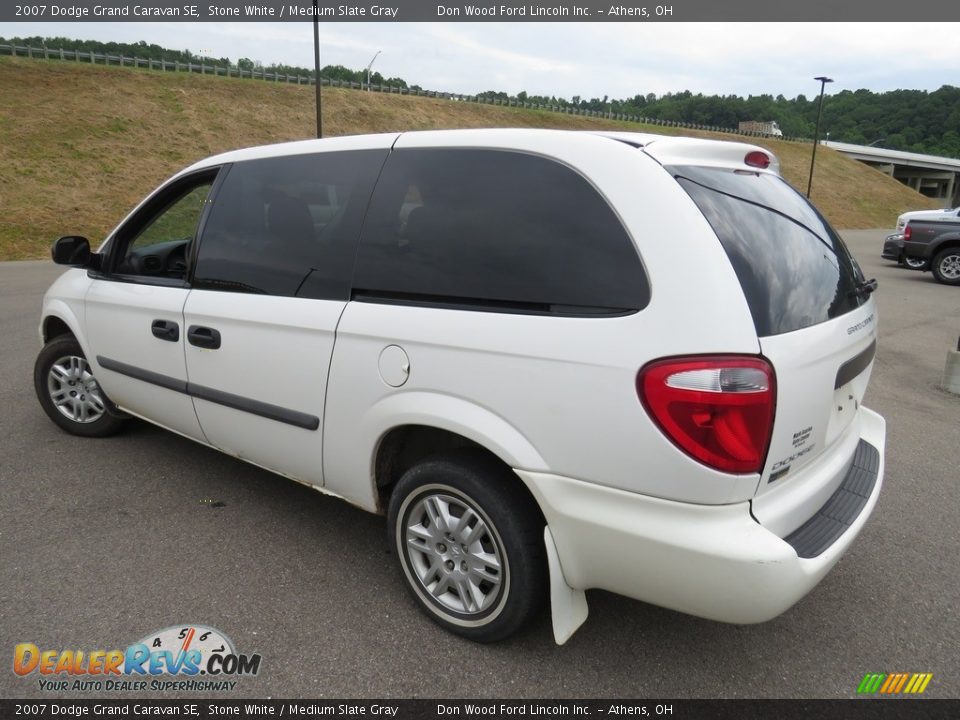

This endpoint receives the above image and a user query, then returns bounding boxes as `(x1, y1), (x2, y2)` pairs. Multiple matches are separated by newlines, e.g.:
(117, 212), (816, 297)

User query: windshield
(672, 166), (867, 337)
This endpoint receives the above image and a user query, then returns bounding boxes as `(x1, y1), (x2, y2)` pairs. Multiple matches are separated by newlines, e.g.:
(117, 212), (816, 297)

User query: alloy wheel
(938, 253), (960, 280)
(402, 489), (506, 617)
(47, 355), (106, 424)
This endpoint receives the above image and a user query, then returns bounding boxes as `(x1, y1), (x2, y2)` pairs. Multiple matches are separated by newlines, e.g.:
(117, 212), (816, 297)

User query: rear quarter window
(672, 166), (866, 336)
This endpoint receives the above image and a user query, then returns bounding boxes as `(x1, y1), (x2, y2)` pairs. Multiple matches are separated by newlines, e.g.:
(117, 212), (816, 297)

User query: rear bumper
(518, 407), (885, 624)
(881, 234), (903, 260)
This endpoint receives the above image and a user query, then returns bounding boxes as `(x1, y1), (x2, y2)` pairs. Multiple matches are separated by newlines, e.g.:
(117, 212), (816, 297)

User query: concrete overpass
(824, 140), (960, 208)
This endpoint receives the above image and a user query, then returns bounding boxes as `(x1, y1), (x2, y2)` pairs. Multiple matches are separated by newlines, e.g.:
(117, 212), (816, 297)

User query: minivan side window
(194, 150), (388, 299)
(111, 173), (216, 282)
(352, 149), (649, 314)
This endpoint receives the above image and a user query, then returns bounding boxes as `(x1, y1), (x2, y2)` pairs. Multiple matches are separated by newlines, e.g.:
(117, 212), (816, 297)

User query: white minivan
(35, 129), (885, 644)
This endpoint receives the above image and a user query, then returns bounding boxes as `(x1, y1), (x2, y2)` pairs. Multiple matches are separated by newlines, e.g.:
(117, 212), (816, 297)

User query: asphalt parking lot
(1, 229), (958, 700)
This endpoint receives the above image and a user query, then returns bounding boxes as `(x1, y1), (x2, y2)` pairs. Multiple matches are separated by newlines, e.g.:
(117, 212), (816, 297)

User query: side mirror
(51, 236), (92, 266)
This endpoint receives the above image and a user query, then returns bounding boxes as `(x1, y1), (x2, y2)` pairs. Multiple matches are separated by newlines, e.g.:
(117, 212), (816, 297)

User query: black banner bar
(2, 700), (959, 720)
(3, 0), (960, 22)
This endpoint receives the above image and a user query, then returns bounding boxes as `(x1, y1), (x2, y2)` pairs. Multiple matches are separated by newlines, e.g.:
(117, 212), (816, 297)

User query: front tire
(931, 248), (960, 285)
(387, 450), (547, 642)
(34, 336), (126, 437)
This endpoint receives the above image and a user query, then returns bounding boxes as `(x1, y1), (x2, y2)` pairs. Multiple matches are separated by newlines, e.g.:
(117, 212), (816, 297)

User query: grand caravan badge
(847, 313), (875, 335)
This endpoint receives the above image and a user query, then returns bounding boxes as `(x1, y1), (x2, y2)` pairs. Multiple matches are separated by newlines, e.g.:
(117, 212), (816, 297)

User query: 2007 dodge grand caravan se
(36, 129), (886, 644)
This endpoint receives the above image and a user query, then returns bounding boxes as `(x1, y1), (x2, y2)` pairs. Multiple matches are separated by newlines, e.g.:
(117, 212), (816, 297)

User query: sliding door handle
(187, 325), (221, 350)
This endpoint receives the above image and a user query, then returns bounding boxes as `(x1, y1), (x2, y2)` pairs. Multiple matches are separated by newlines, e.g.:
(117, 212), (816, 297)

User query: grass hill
(0, 56), (939, 261)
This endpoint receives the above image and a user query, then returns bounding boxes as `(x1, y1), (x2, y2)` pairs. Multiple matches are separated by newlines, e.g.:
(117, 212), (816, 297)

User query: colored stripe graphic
(858, 673), (932, 694)
(892, 674), (909, 693)
(879, 674), (897, 693)
(912, 674), (933, 694)
(857, 673), (886, 694)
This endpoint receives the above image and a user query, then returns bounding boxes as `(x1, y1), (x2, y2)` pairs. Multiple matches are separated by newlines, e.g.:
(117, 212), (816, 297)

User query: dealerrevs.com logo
(13, 624), (262, 692)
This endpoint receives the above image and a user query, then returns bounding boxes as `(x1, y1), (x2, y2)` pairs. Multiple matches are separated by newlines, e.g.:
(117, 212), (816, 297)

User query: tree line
(3, 36), (957, 158)
(474, 87), (960, 158)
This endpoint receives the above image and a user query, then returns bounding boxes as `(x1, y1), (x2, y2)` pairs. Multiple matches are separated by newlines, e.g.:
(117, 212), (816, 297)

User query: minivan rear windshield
(671, 165), (867, 337)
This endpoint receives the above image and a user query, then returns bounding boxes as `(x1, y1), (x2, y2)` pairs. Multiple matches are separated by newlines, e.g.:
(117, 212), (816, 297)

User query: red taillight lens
(637, 356), (776, 474)
(744, 151), (771, 169)
(904, 225), (912, 240)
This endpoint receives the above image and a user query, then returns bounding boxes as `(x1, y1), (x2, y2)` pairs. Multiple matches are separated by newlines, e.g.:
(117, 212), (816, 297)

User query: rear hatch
(665, 163), (878, 510)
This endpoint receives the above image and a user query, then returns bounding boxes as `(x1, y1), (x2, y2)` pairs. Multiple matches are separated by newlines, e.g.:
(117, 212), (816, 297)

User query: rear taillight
(637, 356), (776, 474)
(904, 225), (912, 240)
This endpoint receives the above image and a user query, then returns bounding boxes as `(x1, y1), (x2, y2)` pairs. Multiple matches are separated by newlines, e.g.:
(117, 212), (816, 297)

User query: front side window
(193, 150), (387, 299)
(113, 177), (214, 280)
(352, 148), (649, 314)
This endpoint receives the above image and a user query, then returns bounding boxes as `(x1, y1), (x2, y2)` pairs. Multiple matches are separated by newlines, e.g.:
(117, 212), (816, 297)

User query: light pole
(313, 0), (322, 138)
(366, 50), (381, 91)
(807, 75), (833, 198)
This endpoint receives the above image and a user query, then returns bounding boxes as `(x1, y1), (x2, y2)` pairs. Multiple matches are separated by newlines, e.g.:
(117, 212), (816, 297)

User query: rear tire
(34, 337), (127, 437)
(901, 255), (927, 270)
(387, 450), (547, 642)
(931, 248), (960, 285)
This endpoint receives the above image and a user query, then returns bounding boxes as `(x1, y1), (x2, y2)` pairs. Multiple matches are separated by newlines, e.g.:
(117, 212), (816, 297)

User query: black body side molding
(95, 356), (319, 431)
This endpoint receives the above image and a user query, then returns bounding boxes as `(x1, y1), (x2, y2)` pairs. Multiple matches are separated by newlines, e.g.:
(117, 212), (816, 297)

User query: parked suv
(35, 129), (886, 644)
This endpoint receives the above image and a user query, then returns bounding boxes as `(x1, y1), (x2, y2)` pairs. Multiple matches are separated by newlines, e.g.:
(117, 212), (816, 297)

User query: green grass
(0, 55), (940, 261)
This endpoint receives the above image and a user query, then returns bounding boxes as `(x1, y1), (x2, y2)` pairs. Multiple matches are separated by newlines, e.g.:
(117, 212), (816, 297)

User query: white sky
(4, 22), (959, 100)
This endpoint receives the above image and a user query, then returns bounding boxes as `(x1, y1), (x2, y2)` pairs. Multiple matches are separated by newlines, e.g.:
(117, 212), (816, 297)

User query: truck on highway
(738, 120), (784, 137)
(903, 218), (960, 285)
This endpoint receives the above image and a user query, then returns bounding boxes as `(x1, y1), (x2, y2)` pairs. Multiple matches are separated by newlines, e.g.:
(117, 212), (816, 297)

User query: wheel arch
(326, 391), (549, 514)
(372, 421), (547, 520)
(40, 302), (86, 353)
(932, 238), (960, 256)
(42, 314), (75, 343)
(39, 307), (97, 372)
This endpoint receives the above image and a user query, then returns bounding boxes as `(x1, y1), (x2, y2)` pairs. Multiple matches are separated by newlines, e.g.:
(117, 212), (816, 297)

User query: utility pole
(313, 0), (322, 138)
(807, 76), (833, 198)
